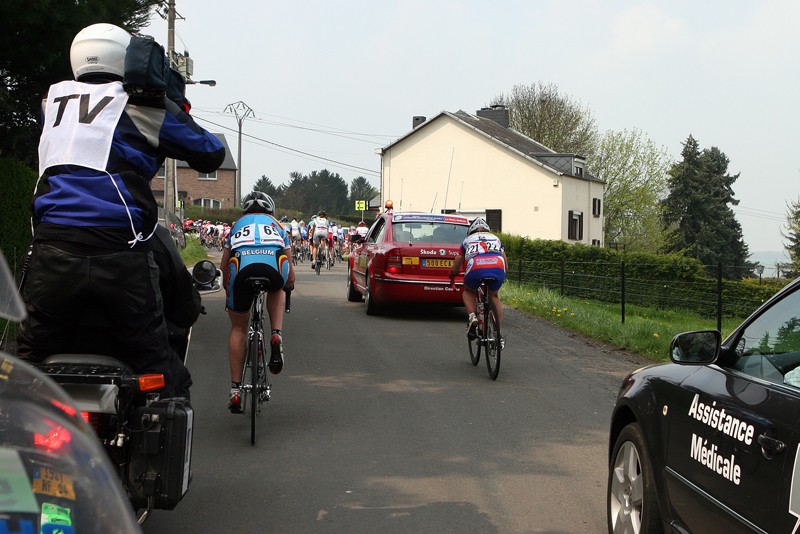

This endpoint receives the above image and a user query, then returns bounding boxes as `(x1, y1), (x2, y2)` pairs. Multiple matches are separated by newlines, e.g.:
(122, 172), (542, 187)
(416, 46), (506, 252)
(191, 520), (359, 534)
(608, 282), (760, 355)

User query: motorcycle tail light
(137, 374), (166, 392)
(34, 420), (72, 451)
(82, 412), (115, 438)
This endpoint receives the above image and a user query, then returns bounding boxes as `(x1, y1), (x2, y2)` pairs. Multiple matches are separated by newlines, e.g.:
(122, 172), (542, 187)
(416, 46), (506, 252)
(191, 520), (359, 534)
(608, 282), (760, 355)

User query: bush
(0, 158), (37, 277)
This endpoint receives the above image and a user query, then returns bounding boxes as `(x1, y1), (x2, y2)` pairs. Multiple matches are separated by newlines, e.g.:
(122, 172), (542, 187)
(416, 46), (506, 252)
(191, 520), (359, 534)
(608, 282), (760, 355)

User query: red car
(346, 211), (470, 314)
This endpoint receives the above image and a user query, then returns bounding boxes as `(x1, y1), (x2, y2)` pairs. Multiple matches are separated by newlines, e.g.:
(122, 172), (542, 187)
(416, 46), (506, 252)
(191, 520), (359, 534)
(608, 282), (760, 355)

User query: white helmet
(70, 23), (131, 80)
(242, 191), (275, 214)
(468, 217), (490, 235)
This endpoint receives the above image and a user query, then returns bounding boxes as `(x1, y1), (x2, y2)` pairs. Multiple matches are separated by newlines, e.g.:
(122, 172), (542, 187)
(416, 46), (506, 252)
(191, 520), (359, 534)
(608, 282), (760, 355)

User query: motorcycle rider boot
(269, 332), (284, 375)
(228, 387), (243, 414)
(467, 313), (478, 340)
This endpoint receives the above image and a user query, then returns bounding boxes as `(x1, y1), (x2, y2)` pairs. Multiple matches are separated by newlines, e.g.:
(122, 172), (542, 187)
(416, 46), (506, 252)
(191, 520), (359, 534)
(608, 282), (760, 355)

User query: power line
(196, 116), (380, 177)
(192, 108), (397, 145)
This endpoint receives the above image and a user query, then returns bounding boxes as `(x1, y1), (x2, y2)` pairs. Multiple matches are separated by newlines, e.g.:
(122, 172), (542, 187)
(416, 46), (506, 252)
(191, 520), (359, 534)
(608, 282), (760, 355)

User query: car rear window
(392, 221), (468, 244)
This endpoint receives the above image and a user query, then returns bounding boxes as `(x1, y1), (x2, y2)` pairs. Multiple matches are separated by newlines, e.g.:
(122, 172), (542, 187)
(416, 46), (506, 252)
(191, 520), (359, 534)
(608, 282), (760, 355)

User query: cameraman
(17, 23), (224, 398)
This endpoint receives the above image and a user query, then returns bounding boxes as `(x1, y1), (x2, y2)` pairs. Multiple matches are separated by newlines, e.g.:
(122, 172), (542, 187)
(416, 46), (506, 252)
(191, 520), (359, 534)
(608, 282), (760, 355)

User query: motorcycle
(34, 259), (221, 524)
(0, 250), (143, 532)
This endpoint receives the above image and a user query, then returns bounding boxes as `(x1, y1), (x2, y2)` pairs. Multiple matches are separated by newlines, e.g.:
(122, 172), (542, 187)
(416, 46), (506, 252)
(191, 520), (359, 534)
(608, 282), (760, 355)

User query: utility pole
(163, 0), (177, 219)
(224, 101), (254, 207)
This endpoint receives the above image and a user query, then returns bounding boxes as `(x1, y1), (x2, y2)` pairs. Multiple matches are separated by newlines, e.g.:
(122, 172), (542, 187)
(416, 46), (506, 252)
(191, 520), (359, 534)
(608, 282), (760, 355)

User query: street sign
(355, 200), (366, 211)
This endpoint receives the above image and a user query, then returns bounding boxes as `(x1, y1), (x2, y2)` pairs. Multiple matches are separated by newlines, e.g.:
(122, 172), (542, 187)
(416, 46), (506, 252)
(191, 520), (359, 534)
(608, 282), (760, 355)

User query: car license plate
(423, 259), (453, 268)
(32, 467), (76, 500)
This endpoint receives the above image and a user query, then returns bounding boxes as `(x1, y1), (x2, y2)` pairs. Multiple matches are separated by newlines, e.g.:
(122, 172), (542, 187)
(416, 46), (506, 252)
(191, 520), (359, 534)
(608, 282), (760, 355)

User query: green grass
(180, 236), (213, 267)
(502, 284), (744, 361)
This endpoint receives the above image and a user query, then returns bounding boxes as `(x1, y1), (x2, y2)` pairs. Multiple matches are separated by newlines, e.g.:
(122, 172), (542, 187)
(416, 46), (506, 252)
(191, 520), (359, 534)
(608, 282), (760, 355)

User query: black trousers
(17, 243), (192, 397)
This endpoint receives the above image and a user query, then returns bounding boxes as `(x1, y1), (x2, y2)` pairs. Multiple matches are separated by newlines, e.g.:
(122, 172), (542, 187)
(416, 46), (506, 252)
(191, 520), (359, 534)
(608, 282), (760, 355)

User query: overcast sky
(143, 0), (798, 254)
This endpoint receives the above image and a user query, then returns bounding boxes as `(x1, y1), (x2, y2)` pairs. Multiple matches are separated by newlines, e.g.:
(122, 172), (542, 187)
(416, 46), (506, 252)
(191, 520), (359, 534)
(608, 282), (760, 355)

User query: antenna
(430, 192), (438, 213)
(458, 181), (464, 211)
(442, 147), (455, 211)
(399, 176), (403, 210)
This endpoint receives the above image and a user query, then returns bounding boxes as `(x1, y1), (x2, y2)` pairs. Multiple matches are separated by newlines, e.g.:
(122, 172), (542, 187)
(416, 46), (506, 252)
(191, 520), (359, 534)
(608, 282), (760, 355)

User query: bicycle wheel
(484, 300), (502, 380)
(468, 326), (481, 366)
(241, 334), (254, 418)
(315, 250), (322, 275)
(249, 332), (260, 444)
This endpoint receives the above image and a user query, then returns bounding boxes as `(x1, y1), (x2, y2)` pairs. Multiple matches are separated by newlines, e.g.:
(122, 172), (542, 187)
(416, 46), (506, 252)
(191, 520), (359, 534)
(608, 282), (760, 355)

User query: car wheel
(347, 268), (362, 302)
(364, 272), (380, 315)
(607, 422), (662, 534)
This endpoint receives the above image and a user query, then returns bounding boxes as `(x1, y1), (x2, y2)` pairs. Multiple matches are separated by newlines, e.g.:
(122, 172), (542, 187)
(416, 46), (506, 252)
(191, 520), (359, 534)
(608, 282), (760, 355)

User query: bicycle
(466, 277), (502, 380)
(315, 244), (327, 275)
(240, 278), (292, 445)
(326, 243), (334, 270)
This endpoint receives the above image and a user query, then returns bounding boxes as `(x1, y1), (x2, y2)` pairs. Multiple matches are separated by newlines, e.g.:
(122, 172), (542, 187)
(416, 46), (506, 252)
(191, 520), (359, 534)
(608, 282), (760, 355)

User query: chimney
(476, 105), (509, 128)
(412, 116), (426, 129)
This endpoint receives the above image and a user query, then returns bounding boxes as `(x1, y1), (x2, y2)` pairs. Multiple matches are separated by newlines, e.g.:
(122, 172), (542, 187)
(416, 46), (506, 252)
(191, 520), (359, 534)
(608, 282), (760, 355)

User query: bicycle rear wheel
(484, 300), (502, 380)
(241, 335), (253, 419)
(468, 327), (481, 365)
(315, 250), (322, 275)
(249, 332), (260, 444)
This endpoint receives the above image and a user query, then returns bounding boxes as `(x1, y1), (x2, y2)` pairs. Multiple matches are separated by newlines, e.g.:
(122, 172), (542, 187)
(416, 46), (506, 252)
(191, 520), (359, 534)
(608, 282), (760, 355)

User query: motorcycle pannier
(128, 397), (194, 510)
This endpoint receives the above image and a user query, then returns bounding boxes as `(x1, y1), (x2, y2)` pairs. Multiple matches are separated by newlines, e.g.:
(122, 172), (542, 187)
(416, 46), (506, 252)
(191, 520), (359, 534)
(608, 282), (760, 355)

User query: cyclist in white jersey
(312, 210), (330, 267)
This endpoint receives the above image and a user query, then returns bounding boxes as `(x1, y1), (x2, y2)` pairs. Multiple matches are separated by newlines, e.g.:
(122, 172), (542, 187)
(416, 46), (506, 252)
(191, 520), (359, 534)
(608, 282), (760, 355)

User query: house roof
(381, 111), (602, 184)
(177, 133), (237, 170)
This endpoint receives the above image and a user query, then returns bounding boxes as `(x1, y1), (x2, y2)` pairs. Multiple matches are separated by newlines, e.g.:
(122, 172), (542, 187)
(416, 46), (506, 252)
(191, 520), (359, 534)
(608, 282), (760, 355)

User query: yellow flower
(653, 333), (660, 338)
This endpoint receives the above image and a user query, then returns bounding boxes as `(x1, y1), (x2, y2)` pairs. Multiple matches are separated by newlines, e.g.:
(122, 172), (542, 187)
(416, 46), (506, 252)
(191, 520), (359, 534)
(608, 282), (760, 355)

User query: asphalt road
(143, 253), (650, 534)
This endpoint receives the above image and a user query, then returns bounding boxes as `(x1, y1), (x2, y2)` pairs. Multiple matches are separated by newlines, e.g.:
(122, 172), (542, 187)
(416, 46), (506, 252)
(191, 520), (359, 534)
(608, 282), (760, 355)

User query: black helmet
(242, 191), (275, 214)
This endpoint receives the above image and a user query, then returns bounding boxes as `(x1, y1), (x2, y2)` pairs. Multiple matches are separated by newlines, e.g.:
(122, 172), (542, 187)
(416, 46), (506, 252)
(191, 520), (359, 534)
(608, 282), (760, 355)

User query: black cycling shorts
(228, 262), (285, 313)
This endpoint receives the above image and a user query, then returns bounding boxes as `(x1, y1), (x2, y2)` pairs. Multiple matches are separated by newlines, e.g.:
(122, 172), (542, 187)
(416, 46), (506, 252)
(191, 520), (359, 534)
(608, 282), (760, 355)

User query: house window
(568, 210), (584, 241)
(198, 170), (217, 180)
(592, 198), (602, 217)
(156, 163), (166, 179)
(193, 198), (221, 209)
(592, 239), (601, 246)
(485, 209), (502, 233)
(575, 165), (583, 177)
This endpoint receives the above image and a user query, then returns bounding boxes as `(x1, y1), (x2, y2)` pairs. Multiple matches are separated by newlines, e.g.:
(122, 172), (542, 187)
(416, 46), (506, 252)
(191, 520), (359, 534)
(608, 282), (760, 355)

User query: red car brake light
(386, 252), (402, 274)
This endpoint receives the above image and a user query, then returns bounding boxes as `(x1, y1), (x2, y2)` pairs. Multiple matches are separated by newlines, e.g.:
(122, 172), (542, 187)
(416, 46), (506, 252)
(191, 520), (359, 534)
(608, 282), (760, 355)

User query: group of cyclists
(17, 16), (509, 422)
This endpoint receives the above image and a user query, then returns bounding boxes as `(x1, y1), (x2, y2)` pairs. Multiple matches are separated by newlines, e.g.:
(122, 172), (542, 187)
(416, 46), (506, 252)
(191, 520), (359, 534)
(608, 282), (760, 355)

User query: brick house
(151, 133), (238, 209)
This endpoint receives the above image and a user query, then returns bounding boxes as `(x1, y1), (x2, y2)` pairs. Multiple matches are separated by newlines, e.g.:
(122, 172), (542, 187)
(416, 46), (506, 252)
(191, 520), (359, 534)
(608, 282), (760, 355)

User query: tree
(305, 169), (349, 215)
(0, 0), (160, 166)
(782, 196), (800, 276)
(591, 129), (670, 253)
(492, 82), (599, 157)
(662, 135), (750, 278)
(277, 171), (308, 212)
(348, 176), (378, 213)
(252, 175), (278, 198)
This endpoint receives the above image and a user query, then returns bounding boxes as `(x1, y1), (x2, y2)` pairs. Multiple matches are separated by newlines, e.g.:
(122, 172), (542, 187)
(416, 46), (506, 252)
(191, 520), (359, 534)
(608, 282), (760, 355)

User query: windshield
(392, 222), (468, 245)
(0, 249), (25, 322)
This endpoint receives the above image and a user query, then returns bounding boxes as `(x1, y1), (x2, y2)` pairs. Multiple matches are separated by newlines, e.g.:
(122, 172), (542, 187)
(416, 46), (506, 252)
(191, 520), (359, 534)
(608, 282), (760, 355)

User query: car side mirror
(350, 234), (364, 244)
(669, 330), (721, 364)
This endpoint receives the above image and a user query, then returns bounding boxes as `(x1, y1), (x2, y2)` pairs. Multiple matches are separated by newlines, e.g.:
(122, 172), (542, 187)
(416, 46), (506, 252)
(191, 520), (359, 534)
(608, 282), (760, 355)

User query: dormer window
(575, 165), (583, 177)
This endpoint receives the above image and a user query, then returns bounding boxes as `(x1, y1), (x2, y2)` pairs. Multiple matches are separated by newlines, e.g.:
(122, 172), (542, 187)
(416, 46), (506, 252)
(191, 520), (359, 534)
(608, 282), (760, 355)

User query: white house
(377, 106), (605, 245)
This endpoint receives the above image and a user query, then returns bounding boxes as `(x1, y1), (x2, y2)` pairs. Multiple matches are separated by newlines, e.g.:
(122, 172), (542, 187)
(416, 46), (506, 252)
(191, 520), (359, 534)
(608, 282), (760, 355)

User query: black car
(607, 276), (800, 533)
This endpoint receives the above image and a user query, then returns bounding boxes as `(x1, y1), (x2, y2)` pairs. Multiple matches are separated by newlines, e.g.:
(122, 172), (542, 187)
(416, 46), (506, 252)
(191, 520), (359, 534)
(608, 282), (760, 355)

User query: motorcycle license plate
(423, 259), (453, 268)
(32, 467), (76, 500)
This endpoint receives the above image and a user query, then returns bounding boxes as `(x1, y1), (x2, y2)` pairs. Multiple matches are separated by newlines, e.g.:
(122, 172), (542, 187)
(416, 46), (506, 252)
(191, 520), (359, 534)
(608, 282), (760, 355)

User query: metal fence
(507, 259), (788, 330)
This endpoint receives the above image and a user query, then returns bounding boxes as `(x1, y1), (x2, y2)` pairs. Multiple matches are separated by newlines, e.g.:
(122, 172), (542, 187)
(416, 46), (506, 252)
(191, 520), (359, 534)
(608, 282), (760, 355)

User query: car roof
(388, 212), (470, 225)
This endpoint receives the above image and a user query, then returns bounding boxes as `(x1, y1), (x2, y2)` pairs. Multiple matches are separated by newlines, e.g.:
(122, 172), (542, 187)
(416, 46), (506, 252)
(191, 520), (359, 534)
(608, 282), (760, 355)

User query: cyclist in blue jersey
(17, 23), (224, 398)
(449, 218), (508, 338)
(222, 192), (295, 413)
